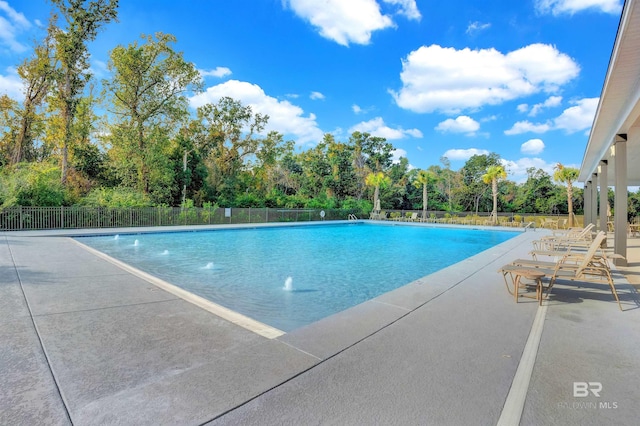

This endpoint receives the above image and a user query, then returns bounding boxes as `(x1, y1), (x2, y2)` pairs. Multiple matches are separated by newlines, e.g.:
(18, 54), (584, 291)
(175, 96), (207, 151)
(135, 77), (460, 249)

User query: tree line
(2, 0), (640, 220)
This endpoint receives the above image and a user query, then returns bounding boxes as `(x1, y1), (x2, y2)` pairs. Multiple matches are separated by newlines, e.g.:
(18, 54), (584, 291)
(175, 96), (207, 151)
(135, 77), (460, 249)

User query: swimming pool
(76, 223), (517, 332)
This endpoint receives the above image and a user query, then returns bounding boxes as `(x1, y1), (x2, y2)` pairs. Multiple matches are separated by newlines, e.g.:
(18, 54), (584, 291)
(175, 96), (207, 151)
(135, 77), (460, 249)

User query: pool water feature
(77, 223), (517, 332)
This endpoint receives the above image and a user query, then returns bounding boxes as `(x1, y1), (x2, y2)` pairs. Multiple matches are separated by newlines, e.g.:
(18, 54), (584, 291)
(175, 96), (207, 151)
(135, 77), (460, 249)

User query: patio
(1, 224), (639, 425)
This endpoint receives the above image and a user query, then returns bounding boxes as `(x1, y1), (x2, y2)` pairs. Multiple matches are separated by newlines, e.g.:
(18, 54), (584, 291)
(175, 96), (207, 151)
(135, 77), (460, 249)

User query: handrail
(348, 214), (358, 221)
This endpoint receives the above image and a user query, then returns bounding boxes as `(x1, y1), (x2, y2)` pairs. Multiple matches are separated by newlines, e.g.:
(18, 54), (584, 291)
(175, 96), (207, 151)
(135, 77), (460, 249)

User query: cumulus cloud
(199, 67), (232, 78)
(391, 147), (411, 164)
(0, 0), (32, 52)
(381, 0), (421, 20)
(529, 95), (562, 116)
(391, 43), (580, 114)
(521, 138), (545, 155)
(517, 104), (529, 113)
(535, 0), (622, 15)
(505, 97), (598, 135)
(435, 116), (480, 135)
(504, 120), (552, 135)
(352, 104), (376, 115)
(190, 79), (324, 144)
(0, 66), (23, 99)
(442, 148), (490, 161)
(553, 97), (598, 133)
(466, 21), (491, 35)
(310, 91), (325, 100)
(348, 116), (423, 139)
(283, 0), (395, 46)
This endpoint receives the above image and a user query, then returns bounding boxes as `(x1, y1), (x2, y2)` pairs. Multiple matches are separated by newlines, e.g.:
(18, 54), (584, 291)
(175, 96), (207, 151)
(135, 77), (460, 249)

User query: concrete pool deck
(1, 222), (639, 425)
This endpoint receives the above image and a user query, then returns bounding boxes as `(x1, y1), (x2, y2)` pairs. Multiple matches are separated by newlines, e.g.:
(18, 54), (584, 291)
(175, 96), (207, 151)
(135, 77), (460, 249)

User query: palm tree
(413, 170), (434, 221)
(481, 165), (507, 224)
(553, 163), (579, 227)
(365, 171), (391, 213)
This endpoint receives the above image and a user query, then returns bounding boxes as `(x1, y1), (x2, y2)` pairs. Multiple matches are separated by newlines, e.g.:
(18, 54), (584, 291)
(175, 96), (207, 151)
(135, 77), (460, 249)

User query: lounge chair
(532, 223), (595, 250)
(500, 231), (623, 310)
(406, 212), (419, 222)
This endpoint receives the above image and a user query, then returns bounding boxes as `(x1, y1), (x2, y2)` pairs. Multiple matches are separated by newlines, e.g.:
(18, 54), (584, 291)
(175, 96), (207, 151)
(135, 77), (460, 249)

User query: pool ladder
(348, 214), (359, 221)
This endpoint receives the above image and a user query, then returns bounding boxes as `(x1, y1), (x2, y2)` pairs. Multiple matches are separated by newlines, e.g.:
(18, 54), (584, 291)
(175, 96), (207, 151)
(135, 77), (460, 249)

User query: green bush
(341, 197), (372, 214)
(0, 162), (70, 207)
(234, 193), (264, 207)
(79, 187), (152, 207)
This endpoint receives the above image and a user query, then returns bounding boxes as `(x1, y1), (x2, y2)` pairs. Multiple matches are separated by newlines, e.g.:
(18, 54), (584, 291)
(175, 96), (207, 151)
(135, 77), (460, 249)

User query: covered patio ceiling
(579, 0), (640, 186)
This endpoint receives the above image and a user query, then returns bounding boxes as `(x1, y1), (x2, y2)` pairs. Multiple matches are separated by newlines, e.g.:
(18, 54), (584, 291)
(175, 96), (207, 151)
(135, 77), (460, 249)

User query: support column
(591, 173), (599, 229)
(584, 181), (592, 226)
(599, 160), (608, 238)
(614, 135), (628, 266)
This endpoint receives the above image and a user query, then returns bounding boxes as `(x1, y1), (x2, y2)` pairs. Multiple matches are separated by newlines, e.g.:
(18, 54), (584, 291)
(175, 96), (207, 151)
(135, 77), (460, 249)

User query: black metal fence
(0, 206), (361, 231)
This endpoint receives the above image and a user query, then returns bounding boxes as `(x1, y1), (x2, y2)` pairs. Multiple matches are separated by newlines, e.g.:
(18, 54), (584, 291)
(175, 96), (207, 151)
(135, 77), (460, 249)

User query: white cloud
(391, 148), (407, 163)
(404, 128), (423, 137)
(310, 91), (325, 100)
(391, 43), (580, 114)
(435, 116), (480, 135)
(352, 104), (375, 114)
(521, 138), (545, 155)
(505, 97), (598, 135)
(517, 103), (529, 113)
(466, 21), (491, 35)
(500, 157), (555, 183)
(349, 116), (422, 140)
(90, 60), (109, 79)
(199, 67), (232, 78)
(190, 79), (324, 144)
(504, 120), (552, 135)
(442, 148), (490, 161)
(0, 66), (23, 99)
(381, 0), (421, 20)
(0, 1), (32, 52)
(529, 95), (562, 116)
(535, 0), (622, 15)
(553, 97), (598, 133)
(283, 0), (395, 46)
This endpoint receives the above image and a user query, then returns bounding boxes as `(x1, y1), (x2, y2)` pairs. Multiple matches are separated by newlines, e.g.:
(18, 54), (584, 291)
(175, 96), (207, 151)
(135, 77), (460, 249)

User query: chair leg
(604, 271), (623, 311)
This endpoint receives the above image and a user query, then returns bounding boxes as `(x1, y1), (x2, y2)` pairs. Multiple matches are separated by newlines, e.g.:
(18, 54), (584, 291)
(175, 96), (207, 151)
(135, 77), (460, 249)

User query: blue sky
(0, 0), (624, 182)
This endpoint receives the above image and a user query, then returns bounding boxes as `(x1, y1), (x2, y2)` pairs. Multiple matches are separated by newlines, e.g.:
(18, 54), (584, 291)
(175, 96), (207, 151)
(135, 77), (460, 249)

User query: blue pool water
(77, 223), (516, 332)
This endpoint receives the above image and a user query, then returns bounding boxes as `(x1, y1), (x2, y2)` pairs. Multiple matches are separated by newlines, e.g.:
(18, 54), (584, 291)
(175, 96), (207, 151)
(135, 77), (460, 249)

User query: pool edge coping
(70, 237), (286, 339)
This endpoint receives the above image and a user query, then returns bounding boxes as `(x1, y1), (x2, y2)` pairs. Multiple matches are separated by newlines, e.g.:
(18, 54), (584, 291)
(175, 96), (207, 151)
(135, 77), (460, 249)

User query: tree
(482, 165), (507, 223)
(103, 32), (201, 195)
(196, 97), (268, 203)
(13, 17), (58, 164)
(365, 171), (391, 213)
(553, 163), (580, 227)
(51, 0), (118, 185)
(460, 153), (501, 213)
(350, 131), (393, 199)
(0, 95), (20, 166)
(413, 169), (435, 220)
(516, 168), (556, 213)
(440, 156), (452, 211)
